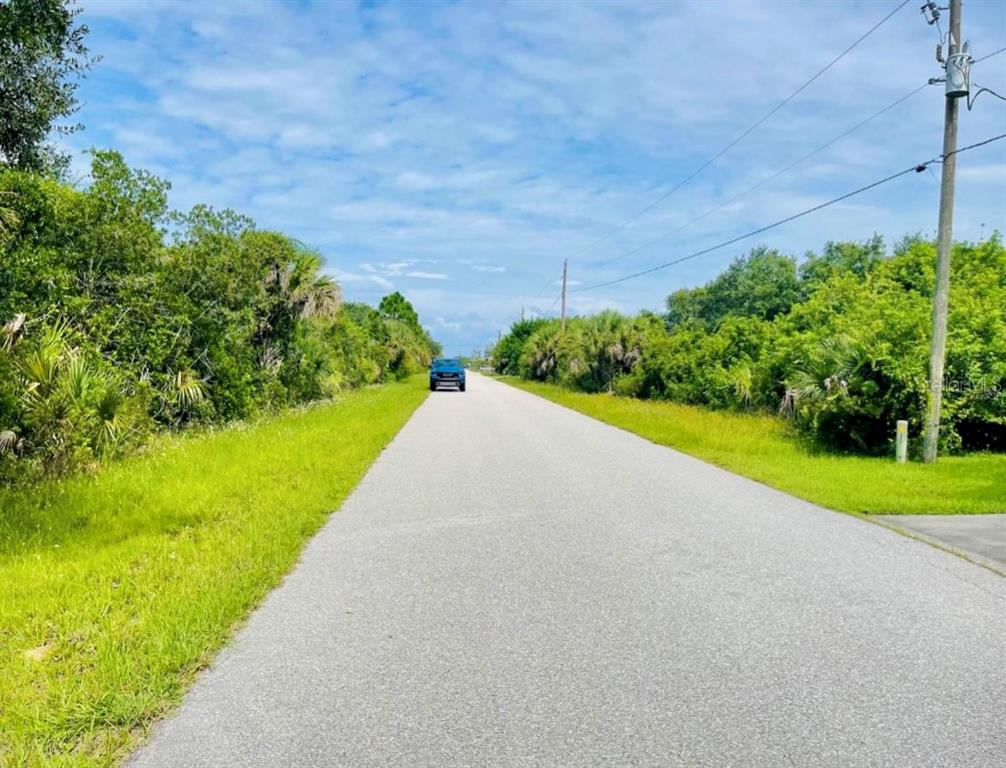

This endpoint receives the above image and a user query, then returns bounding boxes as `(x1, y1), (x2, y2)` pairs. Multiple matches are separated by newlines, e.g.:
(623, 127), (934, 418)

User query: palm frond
(2, 314), (26, 352)
(61, 355), (99, 405)
(170, 370), (206, 409)
(0, 430), (18, 456)
(94, 386), (127, 447)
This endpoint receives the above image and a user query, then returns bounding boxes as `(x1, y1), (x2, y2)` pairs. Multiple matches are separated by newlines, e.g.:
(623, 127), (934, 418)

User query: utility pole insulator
(921, 0), (940, 25)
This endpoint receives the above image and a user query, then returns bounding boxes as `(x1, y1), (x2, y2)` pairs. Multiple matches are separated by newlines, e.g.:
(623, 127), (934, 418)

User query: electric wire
(556, 0), (912, 263)
(527, 267), (565, 306)
(973, 45), (1006, 64)
(543, 292), (563, 316)
(968, 82), (1006, 110)
(943, 132), (1006, 159)
(589, 81), (932, 269)
(570, 134), (1006, 294)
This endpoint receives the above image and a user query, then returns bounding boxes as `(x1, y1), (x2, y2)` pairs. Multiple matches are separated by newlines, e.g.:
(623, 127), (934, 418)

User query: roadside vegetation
(0, 151), (440, 484)
(0, 2), (440, 486)
(504, 378), (1005, 515)
(0, 378), (428, 767)
(494, 236), (1005, 458)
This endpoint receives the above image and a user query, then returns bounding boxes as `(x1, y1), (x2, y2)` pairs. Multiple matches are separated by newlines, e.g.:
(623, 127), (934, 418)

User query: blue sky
(67, 0), (1005, 355)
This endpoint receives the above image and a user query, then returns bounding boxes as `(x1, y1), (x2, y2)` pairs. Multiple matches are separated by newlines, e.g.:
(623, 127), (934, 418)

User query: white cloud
(332, 270), (395, 291)
(406, 271), (449, 280)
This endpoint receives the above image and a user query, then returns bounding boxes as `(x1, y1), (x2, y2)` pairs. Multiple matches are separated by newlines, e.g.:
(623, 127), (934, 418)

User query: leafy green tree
(666, 247), (800, 329)
(379, 291), (420, 328)
(665, 286), (709, 329)
(702, 247), (801, 325)
(0, 0), (95, 174)
(799, 235), (885, 289)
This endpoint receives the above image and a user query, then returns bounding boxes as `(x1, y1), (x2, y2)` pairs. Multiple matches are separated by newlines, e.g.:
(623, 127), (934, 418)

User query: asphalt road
(129, 373), (1006, 768)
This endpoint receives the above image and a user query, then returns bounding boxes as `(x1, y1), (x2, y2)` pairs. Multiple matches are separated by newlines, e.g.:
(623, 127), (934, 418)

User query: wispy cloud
(407, 271), (449, 280)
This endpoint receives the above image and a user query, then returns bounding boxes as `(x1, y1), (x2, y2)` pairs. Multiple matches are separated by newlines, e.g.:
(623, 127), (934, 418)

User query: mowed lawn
(504, 379), (1006, 515)
(0, 379), (427, 768)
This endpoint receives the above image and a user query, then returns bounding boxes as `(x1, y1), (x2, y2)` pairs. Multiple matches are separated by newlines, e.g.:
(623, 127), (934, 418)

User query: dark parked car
(429, 358), (466, 391)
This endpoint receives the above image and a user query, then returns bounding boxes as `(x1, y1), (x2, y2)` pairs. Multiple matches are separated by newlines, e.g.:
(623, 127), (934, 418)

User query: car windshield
(433, 359), (459, 369)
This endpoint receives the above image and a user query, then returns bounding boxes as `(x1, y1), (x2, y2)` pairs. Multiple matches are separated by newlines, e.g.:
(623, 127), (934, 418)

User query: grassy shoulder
(0, 378), (427, 767)
(502, 378), (1006, 516)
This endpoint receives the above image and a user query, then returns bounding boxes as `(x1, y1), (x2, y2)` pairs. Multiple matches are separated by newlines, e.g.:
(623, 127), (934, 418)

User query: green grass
(0, 378), (427, 767)
(503, 378), (1006, 516)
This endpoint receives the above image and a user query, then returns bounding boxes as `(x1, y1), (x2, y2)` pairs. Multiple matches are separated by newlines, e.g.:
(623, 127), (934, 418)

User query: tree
(703, 247), (800, 325)
(664, 247), (800, 330)
(799, 235), (885, 288)
(0, 0), (95, 174)
(378, 291), (420, 328)
(665, 286), (708, 329)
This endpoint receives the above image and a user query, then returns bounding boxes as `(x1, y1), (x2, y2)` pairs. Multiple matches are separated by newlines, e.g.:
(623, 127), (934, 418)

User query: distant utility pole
(521, 306), (525, 322)
(560, 258), (568, 333)
(923, 0), (965, 463)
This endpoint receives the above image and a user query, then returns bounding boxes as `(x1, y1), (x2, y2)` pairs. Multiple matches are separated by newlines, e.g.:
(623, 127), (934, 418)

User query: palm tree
(521, 325), (568, 381)
(780, 335), (863, 416)
(581, 311), (641, 392)
(4, 318), (144, 466)
(265, 246), (342, 321)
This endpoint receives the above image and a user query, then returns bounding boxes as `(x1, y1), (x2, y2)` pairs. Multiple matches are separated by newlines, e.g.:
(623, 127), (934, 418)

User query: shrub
(494, 236), (1005, 455)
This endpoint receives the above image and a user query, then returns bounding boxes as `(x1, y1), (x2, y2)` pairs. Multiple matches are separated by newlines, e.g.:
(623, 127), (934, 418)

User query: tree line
(0, 152), (440, 482)
(493, 236), (1005, 455)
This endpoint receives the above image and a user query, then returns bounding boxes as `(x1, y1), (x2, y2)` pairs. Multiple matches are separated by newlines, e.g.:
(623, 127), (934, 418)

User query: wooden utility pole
(923, 0), (962, 463)
(560, 259), (568, 333)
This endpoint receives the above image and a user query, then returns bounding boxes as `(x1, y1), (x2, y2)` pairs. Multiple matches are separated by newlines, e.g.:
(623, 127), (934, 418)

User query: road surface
(129, 374), (1005, 768)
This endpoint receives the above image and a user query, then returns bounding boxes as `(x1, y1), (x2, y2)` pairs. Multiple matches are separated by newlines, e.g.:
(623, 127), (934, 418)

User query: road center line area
(129, 374), (1005, 768)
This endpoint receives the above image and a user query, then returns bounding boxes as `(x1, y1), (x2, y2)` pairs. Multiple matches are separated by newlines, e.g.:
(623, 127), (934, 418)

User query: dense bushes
(0, 152), (439, 482)
(495, 236), (1006, 455)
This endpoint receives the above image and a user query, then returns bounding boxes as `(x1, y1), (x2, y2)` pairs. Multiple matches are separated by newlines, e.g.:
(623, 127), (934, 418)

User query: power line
(943, 132), (1006, 158)
(589, 81), (932, 270)
(527, 267), (565, 305)
(571, 134), (1006, 294)
(973, 45), (1006, 64)
(968, 82), (1006, 110)
(560, 0), (912, 262)
(543, 291), (563, 316)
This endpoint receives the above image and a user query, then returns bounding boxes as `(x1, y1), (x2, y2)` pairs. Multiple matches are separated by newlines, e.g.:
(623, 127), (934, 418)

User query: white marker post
(896, 420), (909, 464)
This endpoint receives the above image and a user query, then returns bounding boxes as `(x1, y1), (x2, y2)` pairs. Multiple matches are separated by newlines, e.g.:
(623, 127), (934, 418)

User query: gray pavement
(876, 514), (1006, 570)
(129, 373), (1006, 768)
